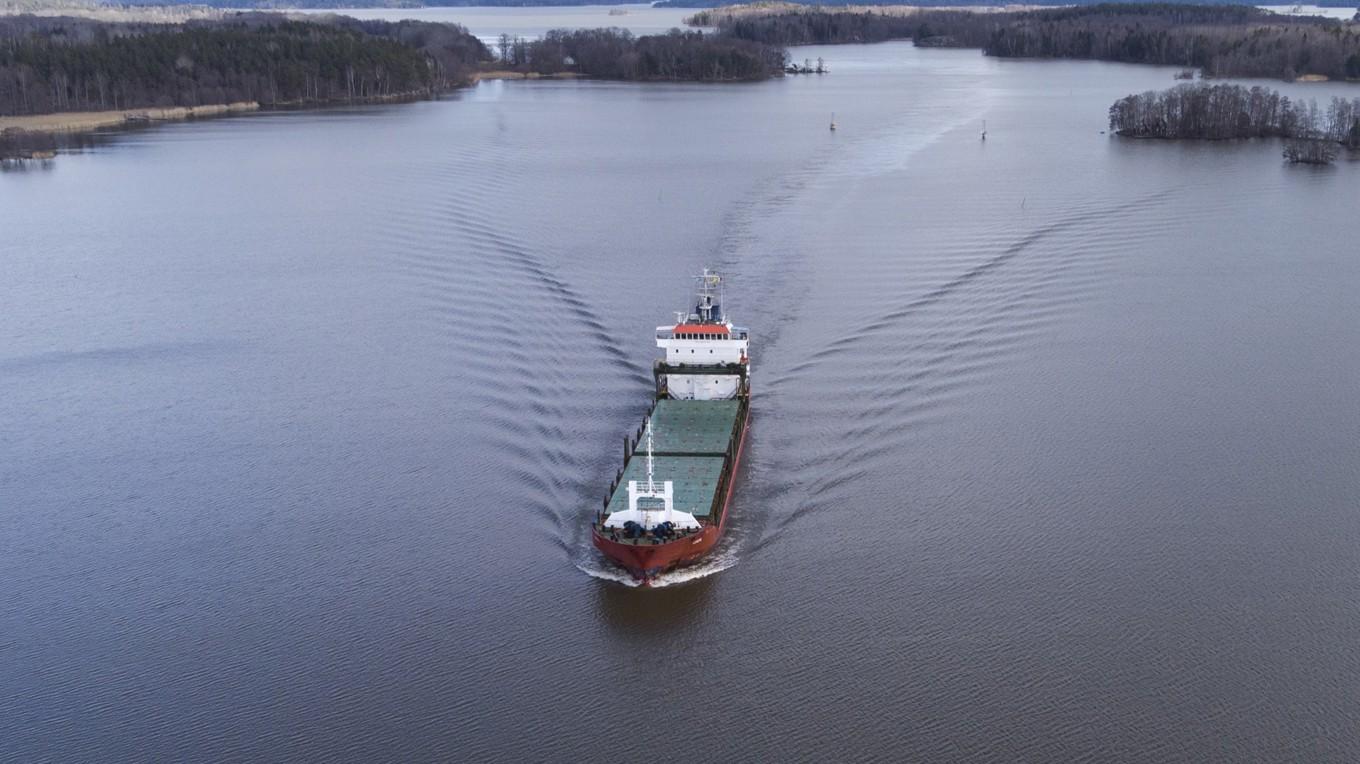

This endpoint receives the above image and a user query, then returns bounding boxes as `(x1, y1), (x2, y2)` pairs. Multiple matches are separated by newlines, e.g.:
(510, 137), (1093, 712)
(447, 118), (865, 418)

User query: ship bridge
(654, 270), (750, 400)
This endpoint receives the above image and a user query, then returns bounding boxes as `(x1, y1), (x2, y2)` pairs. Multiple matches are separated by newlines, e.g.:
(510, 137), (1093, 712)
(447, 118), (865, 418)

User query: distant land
(0, 15), (490, 114)
(0, 11), (785, 149)
(2, 0), (629, 8)
(698, 3), (1360, 81)
(7, 0), (1360, 159)
(664, 0), (1358, 6)
(5, 0), (1359, 10)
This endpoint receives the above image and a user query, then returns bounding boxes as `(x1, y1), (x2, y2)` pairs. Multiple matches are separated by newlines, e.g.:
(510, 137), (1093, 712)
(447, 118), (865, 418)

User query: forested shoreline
(1, 14), (790, 122)
(703, 4), (1360, 82)
(10, 3), (1360, 131)
(491, 28), (785, 82)
(0, 15), (490, 116)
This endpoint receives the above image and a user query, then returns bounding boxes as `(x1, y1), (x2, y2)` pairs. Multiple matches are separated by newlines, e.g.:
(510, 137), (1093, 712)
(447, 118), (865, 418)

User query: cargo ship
(591, 270), (751, 585)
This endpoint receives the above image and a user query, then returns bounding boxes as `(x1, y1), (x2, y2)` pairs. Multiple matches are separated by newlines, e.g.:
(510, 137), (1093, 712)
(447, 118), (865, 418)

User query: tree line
(664, 0), (1304, 7)
(494, 28), (785, 82)
(705, 4), (1360, 81)
(0, 14), (490, 116)
(1109, 83), (1360, 146)
(2, 16), (790, 117)
(116, 0), (640, 7)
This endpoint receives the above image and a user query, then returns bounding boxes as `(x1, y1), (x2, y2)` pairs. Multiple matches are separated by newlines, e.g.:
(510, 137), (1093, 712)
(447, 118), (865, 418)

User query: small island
(482, 28), (784, 82)
(1109, 83), (1360, 163)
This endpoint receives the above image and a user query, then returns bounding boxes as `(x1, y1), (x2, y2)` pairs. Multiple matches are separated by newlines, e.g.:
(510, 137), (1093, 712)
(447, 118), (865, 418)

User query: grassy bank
(0, 101), (258, 135)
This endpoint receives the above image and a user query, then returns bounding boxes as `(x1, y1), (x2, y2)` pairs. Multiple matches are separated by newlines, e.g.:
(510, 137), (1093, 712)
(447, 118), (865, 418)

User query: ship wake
(575, 547), (740, 588)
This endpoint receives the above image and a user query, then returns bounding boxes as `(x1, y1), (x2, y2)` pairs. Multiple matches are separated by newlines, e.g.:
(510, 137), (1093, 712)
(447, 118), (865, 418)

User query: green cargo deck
(647, 399), (740, 455)
(605, 399), (742, 519)
(605, 455), (727, 518)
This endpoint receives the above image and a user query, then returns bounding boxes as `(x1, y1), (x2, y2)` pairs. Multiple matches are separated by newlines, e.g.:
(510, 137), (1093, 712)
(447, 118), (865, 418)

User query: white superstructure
(654, 270), (750, 400)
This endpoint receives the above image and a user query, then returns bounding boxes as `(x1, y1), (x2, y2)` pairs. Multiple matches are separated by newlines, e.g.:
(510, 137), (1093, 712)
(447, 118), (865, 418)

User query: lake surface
(297, 3), (700, 45)
(4, 28), (1360, 763)
(301, 3), (1360, 42)
(1261, 4), (1358, 19)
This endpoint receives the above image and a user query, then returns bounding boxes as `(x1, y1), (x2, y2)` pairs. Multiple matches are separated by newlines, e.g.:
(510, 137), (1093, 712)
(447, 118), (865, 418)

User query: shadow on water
(0, 123), (168, 161)
(593, 575), (719, 638)
(0, 102), (442, 162)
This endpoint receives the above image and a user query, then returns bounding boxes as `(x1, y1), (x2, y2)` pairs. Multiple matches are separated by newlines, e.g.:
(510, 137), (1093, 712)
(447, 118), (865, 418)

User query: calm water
(1261, 5), (1359, 19)
(4, 34), (1360, 763)
(297, 4), (701, 45)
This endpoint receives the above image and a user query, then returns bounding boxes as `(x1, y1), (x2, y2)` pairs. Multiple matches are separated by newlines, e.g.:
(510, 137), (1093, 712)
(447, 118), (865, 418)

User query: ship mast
(644, 420), (656, 493)
(696, 268), (722, 323)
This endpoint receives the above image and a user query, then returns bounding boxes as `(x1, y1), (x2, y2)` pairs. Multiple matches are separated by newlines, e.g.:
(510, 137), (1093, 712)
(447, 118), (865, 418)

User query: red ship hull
(592, 416), (748, 586)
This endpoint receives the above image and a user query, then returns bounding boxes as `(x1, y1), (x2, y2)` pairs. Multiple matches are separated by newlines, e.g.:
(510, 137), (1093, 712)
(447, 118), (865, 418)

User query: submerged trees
(1283, 138), (1340, 164)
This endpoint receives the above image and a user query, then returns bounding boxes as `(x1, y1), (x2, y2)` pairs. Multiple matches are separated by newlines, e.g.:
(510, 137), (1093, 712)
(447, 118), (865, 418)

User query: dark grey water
(3, 40), (1359, 762)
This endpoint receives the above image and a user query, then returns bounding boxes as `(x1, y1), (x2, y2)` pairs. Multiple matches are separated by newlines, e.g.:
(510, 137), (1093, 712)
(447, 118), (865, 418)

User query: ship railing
(707, 392), (749, 520)
(600, 400), (661, 515)
(601, 363), (748, 529)
(595, 522), (701, 545)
